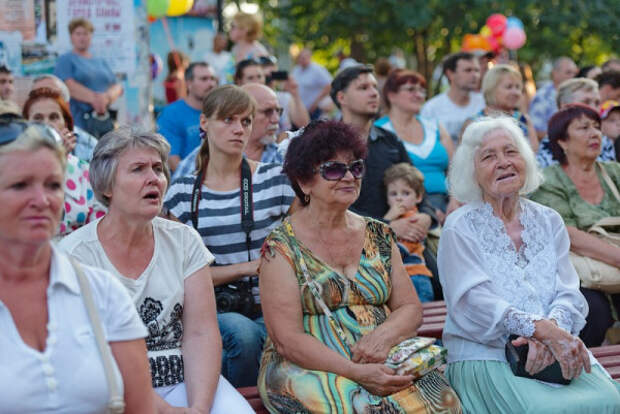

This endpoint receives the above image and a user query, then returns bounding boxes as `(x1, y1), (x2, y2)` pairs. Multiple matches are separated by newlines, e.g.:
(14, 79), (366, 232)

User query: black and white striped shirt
(164, 163), (295, 268)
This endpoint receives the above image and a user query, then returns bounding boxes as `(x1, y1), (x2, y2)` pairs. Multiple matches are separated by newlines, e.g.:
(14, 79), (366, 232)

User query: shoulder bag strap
(70, 258), (125, 414)
(598, 162), (620, 203)
(282, 220), (354, 349)
(190, 165), (206, 230)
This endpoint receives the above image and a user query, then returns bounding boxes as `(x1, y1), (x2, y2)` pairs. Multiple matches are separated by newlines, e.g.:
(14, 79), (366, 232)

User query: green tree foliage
(256, 0), (618, 83)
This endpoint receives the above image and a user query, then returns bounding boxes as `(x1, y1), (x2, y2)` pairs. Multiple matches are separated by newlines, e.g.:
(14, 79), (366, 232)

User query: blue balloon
(506, 16), (524, 30)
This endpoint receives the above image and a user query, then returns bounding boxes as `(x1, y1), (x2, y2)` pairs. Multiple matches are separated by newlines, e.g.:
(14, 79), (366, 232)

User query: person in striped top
(164, 85), (295, 387)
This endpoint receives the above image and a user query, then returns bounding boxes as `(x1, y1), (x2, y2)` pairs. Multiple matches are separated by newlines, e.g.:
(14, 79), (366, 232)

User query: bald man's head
(242, 83), (280, 144)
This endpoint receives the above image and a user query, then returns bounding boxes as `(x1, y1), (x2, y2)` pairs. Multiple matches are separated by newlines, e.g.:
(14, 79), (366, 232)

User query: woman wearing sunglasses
(257, 120), (460, 413)
(0, 120), (153, 413)
(163, 85), (296, 388)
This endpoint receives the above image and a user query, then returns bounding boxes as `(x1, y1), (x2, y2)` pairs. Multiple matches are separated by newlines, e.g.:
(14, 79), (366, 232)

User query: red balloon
(486, 35), (500, 53)
(486, 13), (507, 37)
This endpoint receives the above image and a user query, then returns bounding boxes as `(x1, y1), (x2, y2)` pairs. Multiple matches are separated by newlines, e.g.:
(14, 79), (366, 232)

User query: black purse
(82, 111), (114, 138)
(505, 334), (571, 385)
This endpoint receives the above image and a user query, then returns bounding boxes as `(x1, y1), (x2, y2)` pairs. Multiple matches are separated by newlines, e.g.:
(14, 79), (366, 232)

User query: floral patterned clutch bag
(384, 337), (447, 378)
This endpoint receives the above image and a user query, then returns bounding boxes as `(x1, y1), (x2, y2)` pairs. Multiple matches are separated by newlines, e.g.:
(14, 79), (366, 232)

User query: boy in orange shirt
(384, 163), (434, 302)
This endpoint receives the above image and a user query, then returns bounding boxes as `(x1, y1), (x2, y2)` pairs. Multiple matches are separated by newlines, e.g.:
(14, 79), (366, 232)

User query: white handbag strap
(70, 258), (125, 414)
(599, 162), (620, 203)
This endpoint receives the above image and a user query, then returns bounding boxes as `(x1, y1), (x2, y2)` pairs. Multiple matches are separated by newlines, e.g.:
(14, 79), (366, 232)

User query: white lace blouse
(437, 199), (588, 363)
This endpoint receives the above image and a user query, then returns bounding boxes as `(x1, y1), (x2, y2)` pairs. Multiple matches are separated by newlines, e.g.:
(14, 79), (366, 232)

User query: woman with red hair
(375, 69), (454, 218)
(23, 87), (106, 237)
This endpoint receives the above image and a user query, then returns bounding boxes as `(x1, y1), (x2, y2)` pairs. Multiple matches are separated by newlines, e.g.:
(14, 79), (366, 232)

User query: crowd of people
(1, 12), (620, 414)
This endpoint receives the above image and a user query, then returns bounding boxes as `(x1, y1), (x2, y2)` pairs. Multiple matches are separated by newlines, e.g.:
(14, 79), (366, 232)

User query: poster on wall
(0, 0), (36, 41)
(55, 0), (135, 75)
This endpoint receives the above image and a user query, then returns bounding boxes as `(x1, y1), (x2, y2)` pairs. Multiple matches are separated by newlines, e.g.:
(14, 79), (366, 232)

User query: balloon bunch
(147, 0), (194, 20)
(462, 14), (526, 53)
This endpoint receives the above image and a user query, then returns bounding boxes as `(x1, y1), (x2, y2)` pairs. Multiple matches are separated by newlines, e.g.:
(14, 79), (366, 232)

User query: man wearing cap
(529, 57), (578, 140)
(421, 52), (484, 145)
(600, 100), (620, 161)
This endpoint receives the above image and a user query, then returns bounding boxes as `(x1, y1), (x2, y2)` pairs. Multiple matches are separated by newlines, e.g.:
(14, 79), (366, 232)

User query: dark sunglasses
(316, 159), (365, 181)
(0, 119), (63, 147)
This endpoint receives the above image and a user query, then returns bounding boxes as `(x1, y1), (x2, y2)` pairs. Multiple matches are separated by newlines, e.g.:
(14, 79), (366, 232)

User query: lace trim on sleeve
(502, 307), (544, 338)
(548, 305), (574, 333)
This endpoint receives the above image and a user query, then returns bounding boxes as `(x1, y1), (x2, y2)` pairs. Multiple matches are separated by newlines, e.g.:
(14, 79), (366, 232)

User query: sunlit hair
(556, 77), (598, 107)
(481, 64), (522, 107)
(448, 116), (542, 203)
(68, 18), (94, 34)
(32, 74), (71, 102)
(383, 162), (425, 197)
(89, 127), (170, 207)
(0, 122), (66, 171)
(233, 12), (263, 42)
(383, 69), (427, 110)
(196, 85), (256, 173)
(22, 87), (74, 131)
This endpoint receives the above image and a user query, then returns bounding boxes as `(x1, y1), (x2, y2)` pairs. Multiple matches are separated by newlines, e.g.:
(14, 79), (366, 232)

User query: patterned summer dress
(257, 217), (460, 413)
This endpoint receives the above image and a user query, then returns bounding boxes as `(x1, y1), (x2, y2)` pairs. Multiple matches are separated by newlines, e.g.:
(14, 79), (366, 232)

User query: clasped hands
(515, 320), (591, 380)
(348, 331), (414, 397)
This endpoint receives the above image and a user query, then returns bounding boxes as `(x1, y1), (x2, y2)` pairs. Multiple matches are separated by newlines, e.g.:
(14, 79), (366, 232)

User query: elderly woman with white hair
(59, 128), (253, 413)
(438, 116), (620, 413)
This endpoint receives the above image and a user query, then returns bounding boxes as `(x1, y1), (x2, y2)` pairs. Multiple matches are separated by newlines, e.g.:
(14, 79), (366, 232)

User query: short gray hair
(32, 74), (71, 103)
(448, 116), (542, 203)
(556, 77), (598, 107)
(481, 64), (522, 107)
(0, 122), (66, 171)
(90, 127), (171, 207)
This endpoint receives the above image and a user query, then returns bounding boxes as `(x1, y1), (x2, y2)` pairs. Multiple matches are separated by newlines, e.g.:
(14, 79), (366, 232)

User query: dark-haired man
(421, 52), (484, 144)
(331, 65), (437, 246)
(157, 61), (218, 171)
(0, 65), (15, 101)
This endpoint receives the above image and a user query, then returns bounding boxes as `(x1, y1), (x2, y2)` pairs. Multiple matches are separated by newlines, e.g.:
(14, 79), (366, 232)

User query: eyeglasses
(399, 85), (427, 96)
(258, 107), (284, 118)
(316, 159), (365, 181)
(0, 119), (63, 147)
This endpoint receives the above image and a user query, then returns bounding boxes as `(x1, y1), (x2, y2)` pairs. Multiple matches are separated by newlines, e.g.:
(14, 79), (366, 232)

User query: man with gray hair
(157, 61), (218, 172)
(536, 77), (616, 167)
(529, 57), (578, 140)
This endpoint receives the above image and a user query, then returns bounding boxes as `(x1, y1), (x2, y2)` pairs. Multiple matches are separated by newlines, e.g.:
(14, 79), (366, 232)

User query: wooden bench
(419, 300), (446, 338)
(590, 344), (620, 380)
(238, 386), (268, 413)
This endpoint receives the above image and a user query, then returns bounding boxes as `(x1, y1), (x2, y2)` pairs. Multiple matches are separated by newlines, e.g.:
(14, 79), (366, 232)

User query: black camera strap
(191, 157), (255, 260)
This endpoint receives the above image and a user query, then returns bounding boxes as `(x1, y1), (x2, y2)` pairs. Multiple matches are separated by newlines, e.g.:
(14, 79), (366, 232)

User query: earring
(304, 194), (310, 203)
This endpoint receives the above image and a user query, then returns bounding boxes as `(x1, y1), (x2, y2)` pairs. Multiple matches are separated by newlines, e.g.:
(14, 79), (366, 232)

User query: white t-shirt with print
(59, 216), (214, 388)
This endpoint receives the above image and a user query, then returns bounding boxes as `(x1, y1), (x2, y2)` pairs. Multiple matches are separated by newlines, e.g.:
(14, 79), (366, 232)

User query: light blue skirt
(446, 360), (620, 414)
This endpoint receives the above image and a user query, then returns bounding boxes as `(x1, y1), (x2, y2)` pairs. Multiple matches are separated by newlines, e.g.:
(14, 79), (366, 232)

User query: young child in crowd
(384, 163), (434, 302)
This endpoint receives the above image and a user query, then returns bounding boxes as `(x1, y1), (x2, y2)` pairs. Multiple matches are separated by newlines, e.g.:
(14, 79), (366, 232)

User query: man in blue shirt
(157, 62), (218, 172)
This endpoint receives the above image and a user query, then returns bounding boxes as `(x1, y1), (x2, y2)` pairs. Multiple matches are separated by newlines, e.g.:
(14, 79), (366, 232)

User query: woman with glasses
(375, 69), (454, 217)
(22, 87), (106, 237)
(163, 85), (296, 388)
(257, 120), (461, 413)
(0, 120), (153, 412)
